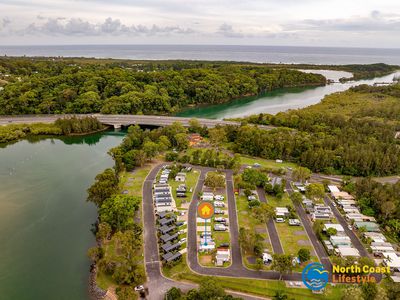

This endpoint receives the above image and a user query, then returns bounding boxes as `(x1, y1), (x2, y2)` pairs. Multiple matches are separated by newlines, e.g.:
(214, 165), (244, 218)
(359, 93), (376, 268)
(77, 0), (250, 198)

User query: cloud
(217, 23), (246, 38)
(17, 17), (196, 36)
(285, 10), (400, 32)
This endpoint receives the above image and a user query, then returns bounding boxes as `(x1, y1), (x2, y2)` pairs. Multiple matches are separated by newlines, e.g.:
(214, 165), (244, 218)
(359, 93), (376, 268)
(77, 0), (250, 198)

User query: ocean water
(1, 44), (400, 65)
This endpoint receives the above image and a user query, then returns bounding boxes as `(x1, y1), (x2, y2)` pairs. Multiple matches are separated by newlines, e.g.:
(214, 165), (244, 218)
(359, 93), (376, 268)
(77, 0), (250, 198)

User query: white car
(348, 225), (353, 230)
(275, 217), (285, 223)
(179, 238), (187, 244)
(214, 195), (225, 201)
(134, 285), (144, 292)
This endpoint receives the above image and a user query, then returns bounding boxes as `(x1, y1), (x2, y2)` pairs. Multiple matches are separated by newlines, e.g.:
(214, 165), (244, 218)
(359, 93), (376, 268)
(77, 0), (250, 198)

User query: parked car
(275, 217), (285, 223)
(179, 238), (187, 244)
(134, 285), (144, 292)
(220, 243), (230, 248)
(214, 195), (225, 201)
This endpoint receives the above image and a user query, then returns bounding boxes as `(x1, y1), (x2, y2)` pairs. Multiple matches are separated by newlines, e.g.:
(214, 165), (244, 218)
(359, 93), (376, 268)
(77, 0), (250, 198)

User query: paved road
(285, 181), (333, 275)
(256, 187), (284, 254)
(0, 114), (275, 130)
(142, 164), (270, 299)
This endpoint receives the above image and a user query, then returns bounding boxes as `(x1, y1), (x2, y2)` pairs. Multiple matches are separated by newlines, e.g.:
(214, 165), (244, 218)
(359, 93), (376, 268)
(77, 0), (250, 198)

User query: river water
(177, 70), (400, 119)
(0, 71), (399, 300)
(0, 133), (124, 300)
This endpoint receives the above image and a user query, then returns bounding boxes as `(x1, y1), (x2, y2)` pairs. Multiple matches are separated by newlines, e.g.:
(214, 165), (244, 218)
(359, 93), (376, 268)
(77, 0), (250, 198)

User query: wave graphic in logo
(302, 262), (329, 291)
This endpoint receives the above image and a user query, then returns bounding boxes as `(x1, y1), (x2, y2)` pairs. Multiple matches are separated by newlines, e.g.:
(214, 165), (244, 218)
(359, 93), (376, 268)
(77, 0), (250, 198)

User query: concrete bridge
(0, 114), (275, 130)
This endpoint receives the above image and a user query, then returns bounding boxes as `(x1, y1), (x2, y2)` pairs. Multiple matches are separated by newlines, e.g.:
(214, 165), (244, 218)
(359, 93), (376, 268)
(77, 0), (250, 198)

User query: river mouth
(176, 70), (400, 119)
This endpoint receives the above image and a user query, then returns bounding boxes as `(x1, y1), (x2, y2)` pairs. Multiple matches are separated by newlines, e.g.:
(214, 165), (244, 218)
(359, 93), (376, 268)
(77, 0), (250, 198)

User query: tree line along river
(0, 70), (399, 300)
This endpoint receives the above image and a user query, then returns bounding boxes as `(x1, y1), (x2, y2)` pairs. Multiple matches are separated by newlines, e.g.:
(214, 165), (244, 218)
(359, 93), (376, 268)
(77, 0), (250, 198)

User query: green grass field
(239, 155), (298, 170)
(162, 255), (344, 300)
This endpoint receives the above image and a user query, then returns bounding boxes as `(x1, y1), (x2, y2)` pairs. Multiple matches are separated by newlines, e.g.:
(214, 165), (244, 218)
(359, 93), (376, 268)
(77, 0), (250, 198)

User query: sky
(0, 0), (400, 47)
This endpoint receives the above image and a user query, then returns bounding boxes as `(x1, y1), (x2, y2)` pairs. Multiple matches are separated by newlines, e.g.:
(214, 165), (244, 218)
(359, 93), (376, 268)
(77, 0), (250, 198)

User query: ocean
(1, 44), (400, 65)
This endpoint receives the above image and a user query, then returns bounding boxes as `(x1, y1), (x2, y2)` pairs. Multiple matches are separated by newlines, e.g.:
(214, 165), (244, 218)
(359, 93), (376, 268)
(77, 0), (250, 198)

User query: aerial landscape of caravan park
(1, 1), (400, 300)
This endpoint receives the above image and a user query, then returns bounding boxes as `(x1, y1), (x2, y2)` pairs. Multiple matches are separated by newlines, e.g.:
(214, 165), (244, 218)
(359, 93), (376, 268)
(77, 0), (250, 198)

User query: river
(0, 71), (399, 300)
(177, 70), (400, 119)
(0, 132), (125, 300)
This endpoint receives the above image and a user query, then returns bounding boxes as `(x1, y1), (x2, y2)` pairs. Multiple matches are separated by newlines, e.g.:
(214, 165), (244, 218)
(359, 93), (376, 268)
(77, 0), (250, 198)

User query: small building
(188, 133), (203, 146)
(383, 253), (400, 272)
(327, 185), (340, 193)
(314, 205), (331, 214)
(175, 172), (186, 182)
(363, 232), (387, 243)
(214, 224), (227, 231)
(275, 207), (289, 217)
(289, 219), (301, 226)
(323, 240), (335, 254)
(354, 221), (380, 232)
(324, 224), (345, 234)
(330, 236), (352, 247)
(155, 205), (174, 213)
(159, 225), (176, 235)
(159, 218), (176, 226)
(215, 248), (231, 266)
(199, 239), (215, 251)
(294, 182), (306, 192)
(311, 212), (331, 221)
(161, 242), (181, 253)
(201, 192), (214, 201)
(160, 233), (179, 243)
(335, 246), (360, 257)
(331, 191), (355, 201)
(162, 251), (182, 263)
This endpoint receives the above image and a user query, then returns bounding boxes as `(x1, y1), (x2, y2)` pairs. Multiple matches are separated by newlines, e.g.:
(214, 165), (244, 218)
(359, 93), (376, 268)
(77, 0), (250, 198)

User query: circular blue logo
(302, 262), (329, 291)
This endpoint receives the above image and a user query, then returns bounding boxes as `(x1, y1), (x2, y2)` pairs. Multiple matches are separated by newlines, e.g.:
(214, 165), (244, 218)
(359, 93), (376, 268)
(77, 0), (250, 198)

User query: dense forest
(342, 178), (400, 242)
(0, 116), (104, 143)
(234, 83), (400, 177)
(0, 57), (326, 115)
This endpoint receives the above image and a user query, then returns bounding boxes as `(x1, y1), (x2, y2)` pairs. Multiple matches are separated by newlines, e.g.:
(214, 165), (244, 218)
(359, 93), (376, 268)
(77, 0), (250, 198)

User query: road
(0, 114), (275, 130)
(256, 187), (284, 254)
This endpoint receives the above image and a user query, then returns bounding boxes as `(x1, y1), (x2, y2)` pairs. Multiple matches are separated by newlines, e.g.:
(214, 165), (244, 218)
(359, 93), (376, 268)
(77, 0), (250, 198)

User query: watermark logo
(302, 262), (329, 291)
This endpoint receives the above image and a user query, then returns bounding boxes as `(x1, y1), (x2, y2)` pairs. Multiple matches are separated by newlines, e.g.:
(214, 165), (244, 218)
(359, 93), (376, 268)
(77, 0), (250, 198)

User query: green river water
(0, 70), (399, 299)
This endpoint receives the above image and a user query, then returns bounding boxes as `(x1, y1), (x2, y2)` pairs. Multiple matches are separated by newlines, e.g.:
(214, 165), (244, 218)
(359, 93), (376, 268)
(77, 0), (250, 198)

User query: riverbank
(0, 117), (107, 144)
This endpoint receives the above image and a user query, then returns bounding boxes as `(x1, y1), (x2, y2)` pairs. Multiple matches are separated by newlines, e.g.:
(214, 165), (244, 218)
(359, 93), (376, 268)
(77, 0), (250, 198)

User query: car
(176, 221), (185, 226)
(134, 285), (144, 292)
(179, 238), (187, 244)
(275, 217), (285, 223)
(348, 225), (353, 230)
(219, 243), (230, 247)
(332, 202), (337, 207)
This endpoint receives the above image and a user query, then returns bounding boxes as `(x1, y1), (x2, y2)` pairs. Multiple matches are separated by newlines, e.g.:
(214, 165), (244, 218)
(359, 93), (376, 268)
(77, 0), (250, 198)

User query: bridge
(0, 114), (275, 130)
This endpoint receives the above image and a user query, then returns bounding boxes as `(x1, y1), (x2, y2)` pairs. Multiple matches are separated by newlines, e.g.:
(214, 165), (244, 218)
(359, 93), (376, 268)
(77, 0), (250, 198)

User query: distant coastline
(1, 44), (400, 65)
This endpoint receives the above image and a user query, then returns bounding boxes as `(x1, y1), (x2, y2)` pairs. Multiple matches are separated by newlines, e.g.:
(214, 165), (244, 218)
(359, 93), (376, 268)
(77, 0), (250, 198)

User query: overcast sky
(1, 0), (400, 47)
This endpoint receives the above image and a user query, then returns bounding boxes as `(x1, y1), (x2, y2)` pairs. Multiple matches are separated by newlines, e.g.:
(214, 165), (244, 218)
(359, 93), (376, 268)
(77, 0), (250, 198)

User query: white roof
(324, 224), (344, 232)
(336, 247), (360, 257)
(275, 207), (289, 213)
(331, 235), (351, 241)
(328, 185), (340, 193)
(384, 253), (400, 269)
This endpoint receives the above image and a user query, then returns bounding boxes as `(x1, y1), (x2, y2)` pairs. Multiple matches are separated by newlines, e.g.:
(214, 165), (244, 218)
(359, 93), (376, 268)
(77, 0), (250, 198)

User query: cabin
(162, 251), (182, 263)
(175, 172), (186, 182)
(159, 225), (176, 235)
(215, 248), (231, 266)
(159, 217), (175, 226)
(324, 224), (345, 235)
(160, 233), (179, 243)
(354, 221), (380, 232)
(275, 207), (289, 217)
(330, 235), (352, 247)
(335, 246), (360, 257)
(289, 219), (301, 226)
(161, 242), (181, 253)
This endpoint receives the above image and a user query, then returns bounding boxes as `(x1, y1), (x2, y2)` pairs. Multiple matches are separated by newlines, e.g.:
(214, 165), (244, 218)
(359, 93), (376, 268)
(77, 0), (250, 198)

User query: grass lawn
(162, 256), (345, 300)
(168, 169), (200, 207)
(239, 155), (298, 170)
(275, 222), (319, 263)
(266, 193), (292, 207)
